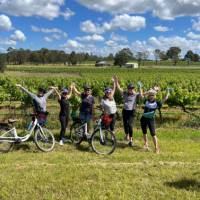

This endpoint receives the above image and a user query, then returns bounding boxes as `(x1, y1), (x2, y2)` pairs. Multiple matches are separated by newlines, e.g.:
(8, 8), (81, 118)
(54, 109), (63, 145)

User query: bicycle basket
(102, 114), (112, 126)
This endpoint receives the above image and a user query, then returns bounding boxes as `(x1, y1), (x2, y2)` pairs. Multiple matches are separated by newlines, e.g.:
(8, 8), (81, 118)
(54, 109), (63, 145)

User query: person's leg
(140, 117), (148, 149)
(127, 111), (135, 142)
(122, 110), (129, 140)
(148, 119), (159, 153)
(85, 114), (92, 133)
(109, 114), (116, 133)
(59, 116), (66, 145)
(65, 115), (69, 139)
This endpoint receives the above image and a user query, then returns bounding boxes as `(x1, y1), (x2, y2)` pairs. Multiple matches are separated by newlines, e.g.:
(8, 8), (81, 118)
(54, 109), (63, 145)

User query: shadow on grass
(12, 143), (39, 153)
(75, 143), (93, 153)
(165, 179), (200, 191)
(116, 141), (143, 151)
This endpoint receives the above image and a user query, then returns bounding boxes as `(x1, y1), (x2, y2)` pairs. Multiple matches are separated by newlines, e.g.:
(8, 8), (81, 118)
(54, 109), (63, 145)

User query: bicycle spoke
(91, 129), (116, 155)
(0, 129), (14, 153)
(34, 128), (55, 152)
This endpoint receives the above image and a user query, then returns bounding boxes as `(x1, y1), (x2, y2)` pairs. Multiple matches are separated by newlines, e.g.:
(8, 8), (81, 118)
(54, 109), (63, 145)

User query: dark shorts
(140, 116), (156, 137)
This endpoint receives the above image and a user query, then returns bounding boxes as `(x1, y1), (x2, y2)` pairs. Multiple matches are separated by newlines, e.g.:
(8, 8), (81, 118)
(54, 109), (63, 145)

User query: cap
(148, 89), (157, 96)
(83, 84), (91, 90)
(62, 88), (68, 94)
(104, 87), (112, 93)
(127, 83), (135, 89)
(38, 88), (46, 94)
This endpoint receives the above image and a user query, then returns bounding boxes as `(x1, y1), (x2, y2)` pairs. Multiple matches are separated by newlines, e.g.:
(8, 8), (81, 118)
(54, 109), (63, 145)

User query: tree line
(0, 46), (200, 72)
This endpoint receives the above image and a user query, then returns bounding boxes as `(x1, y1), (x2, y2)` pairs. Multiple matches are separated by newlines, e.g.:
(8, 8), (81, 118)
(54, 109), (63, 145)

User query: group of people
(16, 76), (170, 154)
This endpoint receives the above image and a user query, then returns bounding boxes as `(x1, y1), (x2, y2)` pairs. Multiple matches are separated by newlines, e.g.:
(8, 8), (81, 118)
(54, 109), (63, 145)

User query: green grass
(0, 129), (200, 200)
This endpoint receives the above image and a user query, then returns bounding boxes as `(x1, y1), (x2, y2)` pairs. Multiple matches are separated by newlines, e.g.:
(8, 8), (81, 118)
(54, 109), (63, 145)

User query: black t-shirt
(58, 97), (70, 116)
(80, 93), (95, 114)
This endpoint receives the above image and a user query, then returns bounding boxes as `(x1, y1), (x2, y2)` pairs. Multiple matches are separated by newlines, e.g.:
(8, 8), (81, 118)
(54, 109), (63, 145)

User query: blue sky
(1, 0), (200, 57)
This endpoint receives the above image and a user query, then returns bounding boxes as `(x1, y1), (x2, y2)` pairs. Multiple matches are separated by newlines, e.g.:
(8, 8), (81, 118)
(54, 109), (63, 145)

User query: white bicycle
(0, 114), (55, 153)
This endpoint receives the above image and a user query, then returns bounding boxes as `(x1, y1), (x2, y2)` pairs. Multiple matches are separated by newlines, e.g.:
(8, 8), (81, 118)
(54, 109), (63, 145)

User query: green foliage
(166, 47), (181, 66)
(114, 48), (133, 67)
(0, 54), (6, 73)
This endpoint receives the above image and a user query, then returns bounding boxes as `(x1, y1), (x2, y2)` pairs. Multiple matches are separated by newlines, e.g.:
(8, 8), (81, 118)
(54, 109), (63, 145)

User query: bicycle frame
(0, 117), (43, 143)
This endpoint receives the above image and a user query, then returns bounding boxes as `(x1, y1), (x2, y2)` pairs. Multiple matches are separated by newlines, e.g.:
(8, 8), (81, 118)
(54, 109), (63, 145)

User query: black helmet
(38, 87), (46, 94)
(127, 83), (135, 89)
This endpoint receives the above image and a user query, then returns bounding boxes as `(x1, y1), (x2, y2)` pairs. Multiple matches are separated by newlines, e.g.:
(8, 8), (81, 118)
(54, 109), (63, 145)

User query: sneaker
(128, 141), (133, 147)
(59, 140), (64, 146)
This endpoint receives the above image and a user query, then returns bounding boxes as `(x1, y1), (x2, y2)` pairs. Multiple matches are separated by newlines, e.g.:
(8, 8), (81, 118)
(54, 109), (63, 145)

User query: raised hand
(137, 81), (143, 88)
(49, 86), (57, 90)
(153, 85), (160, 92)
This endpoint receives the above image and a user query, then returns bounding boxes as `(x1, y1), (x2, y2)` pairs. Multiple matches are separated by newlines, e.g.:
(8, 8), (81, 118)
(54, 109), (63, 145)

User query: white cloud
(31, 25), (67, 35)
(77, 0), (200, 20)
(76, 34), (104, 42)
(105, 40), (118, 47)
(0, 38), (16, 46)
(110, 32), (128, 43)
(0, 0), (74, 20)
(0, 14), (12, 31)
(44, 36), (53, 42)
(62, 39), (84, 50)
(52, 34), (61, 40)
(31, 25), (67, 42)
(80, 14), (146, 34)
(131, 36), (200, 58)
(80, 20), (104, 34)
(61, 8), (75, 20)
(10, 30), (26, 42)
(187, 32), (200, 40)
(154, 26), (171, 32)
(192, 18), (200, 31)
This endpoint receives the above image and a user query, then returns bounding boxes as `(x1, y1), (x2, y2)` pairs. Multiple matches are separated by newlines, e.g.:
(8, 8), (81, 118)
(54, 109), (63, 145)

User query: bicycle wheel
(70, 122), (84, 145)
(91, 129), (116, 155)
(34, 128), (55, 152)
(0, 129), (14, 153)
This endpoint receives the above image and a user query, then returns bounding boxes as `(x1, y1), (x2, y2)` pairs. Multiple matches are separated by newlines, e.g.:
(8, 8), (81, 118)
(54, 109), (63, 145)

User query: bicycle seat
(8, 119), (18, 124)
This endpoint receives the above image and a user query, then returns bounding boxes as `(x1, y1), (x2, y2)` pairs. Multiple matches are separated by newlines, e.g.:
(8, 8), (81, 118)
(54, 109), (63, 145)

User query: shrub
(0, 54), (6, 73)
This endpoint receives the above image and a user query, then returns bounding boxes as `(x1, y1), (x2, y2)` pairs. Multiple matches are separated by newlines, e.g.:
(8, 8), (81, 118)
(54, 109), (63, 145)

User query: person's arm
(100, 99), (106, 114)
(16, 84), (37, 99)
(54, 89), (61, 101)
(73, 85), (81, 96)
(44, 87), (55, 99)
(92, 97), (95, 120)
(162, 88), (170, 104)
(111, 76), (116, 97)
(115, 76), (123, 94)
(67, 84), (73, 99)
(137, 81), (144, 99)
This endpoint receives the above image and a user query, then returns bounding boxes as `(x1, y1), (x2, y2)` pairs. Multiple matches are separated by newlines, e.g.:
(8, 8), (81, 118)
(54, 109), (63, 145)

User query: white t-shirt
(101, 98), (117, 115)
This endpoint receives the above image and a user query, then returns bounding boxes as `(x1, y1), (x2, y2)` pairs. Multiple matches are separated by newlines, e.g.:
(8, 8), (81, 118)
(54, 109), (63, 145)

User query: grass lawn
(0, 128), (200, 200)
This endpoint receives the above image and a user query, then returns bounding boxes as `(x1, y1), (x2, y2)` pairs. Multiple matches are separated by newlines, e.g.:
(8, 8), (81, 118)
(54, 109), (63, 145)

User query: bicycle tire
(0, 129), (14, 153)
(34, 128), (55, 152)
(91, 129), (116, 155)
(70, 121), (84, 145)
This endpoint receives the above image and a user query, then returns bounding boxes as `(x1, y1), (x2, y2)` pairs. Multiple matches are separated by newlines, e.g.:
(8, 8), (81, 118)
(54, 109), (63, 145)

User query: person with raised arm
(16, 84), (56, 126)
(140, 87), (170, 154)
(54, 84), (73, 146)
(100, 76), (117, 133)
(116, 78), (143, 147)
(73, 84), (95, 130)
